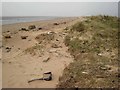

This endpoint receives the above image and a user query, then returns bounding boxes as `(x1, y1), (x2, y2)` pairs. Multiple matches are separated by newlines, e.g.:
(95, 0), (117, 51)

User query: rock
(49, 49), (57, 53)
(82, 71), (88, 74)
(51, 43), (59, 48)
(64, 27), (69, 30)
(43, 57), (50, 62)
(28, 25), (36, 30)
(54, 53), (59, 57)
(62, 33), (66, 35)
(56, 39), (59, 41)
(43, 72), (52, 81)
(53, 23), (59, 25)
(12, 45), (14, 47)
(5, 47), (11, 52)
(21, 36), (28, 39)
(47, 31), (55, 35)
(81, 50), (85, 53)
(18, 48), (20, 50)
(97, 53), (102, 56)
(13, 32), (18, 34)
(38, 27), (42, 30)
(20, 28), (28, 31)
(4, 35), (11, 39)
(117, 73), (120, 78)
(6, 30), (10, 32)
(5, 47), (9, 49)
(99, 66), (111, 71)
(8, 61), (12, 64)
(28, 39), (31, 41)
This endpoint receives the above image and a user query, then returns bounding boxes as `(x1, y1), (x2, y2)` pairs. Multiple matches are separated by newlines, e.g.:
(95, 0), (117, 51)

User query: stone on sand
(28, 25), (36, 30)
(4, 34), (11, 39)
(21, 36), (28, 39)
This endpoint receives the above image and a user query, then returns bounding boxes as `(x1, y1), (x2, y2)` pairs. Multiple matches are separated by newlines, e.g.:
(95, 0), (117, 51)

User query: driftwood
(28, 72), (52, 83)
(28, 78), (43, 83)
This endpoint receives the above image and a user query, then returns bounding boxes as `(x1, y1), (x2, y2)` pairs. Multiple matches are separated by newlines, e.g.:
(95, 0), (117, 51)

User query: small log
(28, 72), (52, 83)
(28, 78), (43, 83)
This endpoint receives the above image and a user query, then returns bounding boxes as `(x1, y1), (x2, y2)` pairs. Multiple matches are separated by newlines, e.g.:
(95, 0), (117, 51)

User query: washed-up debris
(28, 72), (52, 83)
(28, 77), (43, 83)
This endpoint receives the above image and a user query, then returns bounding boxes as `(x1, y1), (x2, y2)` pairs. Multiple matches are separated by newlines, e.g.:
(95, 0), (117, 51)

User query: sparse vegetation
(57, 15), (119, 88)
(24, 44), (44, 56)
(64, 35), (71, 46)
(71, 22), (85, 32)
(35, 33), (55, 44)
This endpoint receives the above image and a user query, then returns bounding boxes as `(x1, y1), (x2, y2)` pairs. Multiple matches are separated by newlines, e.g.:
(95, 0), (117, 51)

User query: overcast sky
(2, 2), (118, 17)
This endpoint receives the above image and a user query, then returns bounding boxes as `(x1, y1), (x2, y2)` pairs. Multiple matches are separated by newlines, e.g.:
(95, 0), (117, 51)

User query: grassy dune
(57, 15), (119, 88)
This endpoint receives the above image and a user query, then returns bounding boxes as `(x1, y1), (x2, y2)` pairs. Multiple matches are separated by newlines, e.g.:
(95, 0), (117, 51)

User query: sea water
(1, 16), (59, 25)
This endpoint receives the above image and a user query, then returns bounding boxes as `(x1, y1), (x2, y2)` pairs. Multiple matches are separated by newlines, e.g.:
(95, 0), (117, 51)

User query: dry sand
(2, 17), (84, 88)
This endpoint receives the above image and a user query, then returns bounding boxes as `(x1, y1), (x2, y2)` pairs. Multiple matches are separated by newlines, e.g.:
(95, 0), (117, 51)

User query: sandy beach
(2, 17), (83, 88)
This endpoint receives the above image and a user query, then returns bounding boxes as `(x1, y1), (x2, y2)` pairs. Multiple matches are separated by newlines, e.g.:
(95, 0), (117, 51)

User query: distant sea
(0, 16), (60, 25)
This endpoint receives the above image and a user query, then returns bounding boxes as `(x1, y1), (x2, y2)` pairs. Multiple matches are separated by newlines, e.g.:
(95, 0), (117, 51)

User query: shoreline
(2, 17), (78, 26)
